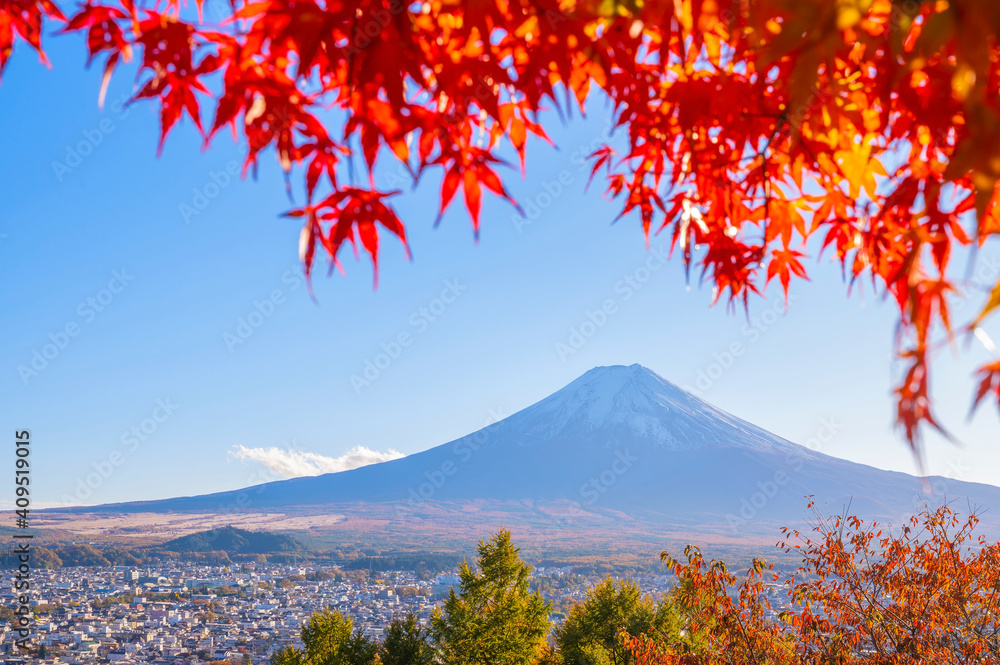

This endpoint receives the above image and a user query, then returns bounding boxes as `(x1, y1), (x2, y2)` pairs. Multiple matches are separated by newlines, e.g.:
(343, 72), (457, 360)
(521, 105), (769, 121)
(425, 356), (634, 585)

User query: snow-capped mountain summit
(78, 365), (1000, 537)
(487, 364), (799, 454)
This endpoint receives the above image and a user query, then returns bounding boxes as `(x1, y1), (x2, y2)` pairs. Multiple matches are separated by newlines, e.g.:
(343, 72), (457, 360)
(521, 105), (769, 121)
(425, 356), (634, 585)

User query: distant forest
(0, 526), (315, 569)
(0, 525), (675, 575)
(0, 527), (474, 572)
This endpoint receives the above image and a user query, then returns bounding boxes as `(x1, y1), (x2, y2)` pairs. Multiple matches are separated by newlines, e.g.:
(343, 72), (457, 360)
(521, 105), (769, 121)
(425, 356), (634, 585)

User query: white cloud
(230, 445), (404, 479)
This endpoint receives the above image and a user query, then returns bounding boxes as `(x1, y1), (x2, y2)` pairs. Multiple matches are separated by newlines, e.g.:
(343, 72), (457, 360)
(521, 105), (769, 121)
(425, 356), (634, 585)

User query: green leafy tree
(381, 613), (434, 665)
(272, 609), (377, 665)
(431, 530), (551, 665)
(556, 578), (683, 665)
(340, 632), (379, 665)
(300, 610), (354, 663)
(270, 650), (304, 665)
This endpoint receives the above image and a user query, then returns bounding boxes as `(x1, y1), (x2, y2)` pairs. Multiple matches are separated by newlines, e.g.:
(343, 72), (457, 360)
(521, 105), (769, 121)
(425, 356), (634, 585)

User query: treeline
(0, 545), (340, 570)
(0, 545), (244, 569)
(1, 528), (680, 575)
(0, 545), (457, 571)
(162, 526), (305, 554)
(271, 505), (1000, 665)
(0, 544), (135, 569)
(341, 553), (464, 575)
(2, 544), (502, 573)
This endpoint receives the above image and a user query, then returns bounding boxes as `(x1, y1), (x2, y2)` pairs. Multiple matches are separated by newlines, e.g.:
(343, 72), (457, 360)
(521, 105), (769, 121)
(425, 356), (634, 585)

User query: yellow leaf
(836, 0), (873, 30)
(835, 145), (883, 199)
(973, 278), (1000, 327)
(704, 33), (721, 64)
(952, 63), (976, 101)
(972, 172), (999, 224)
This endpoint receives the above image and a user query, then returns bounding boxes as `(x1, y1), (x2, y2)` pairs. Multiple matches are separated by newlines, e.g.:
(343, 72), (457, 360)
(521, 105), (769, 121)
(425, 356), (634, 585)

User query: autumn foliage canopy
(627, 503), (1000, 664)
(3, 0), (1000, 450)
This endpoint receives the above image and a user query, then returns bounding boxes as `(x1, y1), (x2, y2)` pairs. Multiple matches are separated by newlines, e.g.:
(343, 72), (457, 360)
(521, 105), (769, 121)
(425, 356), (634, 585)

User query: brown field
(30, 501), (787, 567)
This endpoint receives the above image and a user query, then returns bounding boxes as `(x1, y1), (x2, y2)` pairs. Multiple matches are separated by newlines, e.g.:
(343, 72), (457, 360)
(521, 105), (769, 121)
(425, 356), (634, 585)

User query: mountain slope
(73, 365), (1000, 535)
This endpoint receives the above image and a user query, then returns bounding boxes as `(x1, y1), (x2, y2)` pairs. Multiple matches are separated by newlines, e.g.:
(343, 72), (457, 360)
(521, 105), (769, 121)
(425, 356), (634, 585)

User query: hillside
(162, 526), (305, 554)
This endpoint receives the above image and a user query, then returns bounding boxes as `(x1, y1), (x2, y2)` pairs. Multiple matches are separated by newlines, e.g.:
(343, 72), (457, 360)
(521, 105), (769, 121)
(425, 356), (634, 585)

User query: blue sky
(2, 30), (999, 507)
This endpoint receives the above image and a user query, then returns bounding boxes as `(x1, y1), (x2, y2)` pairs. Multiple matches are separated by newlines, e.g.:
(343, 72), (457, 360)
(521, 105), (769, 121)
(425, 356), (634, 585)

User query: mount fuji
(71, 364), (1000, 540)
